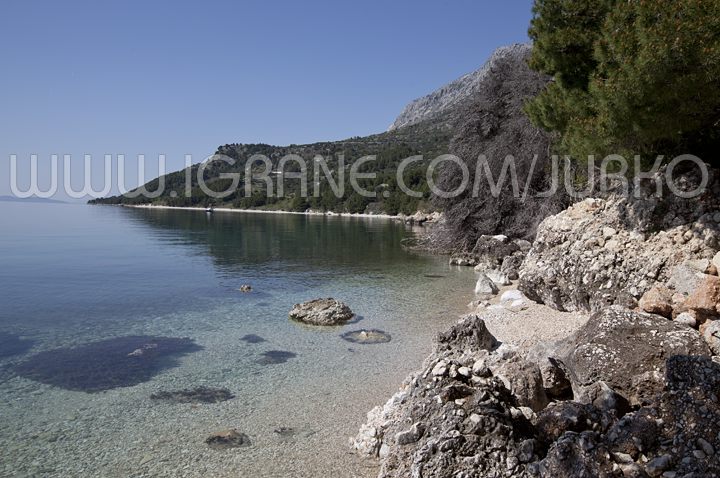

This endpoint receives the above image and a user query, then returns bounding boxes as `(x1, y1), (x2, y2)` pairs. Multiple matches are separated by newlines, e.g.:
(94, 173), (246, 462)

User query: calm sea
(0, 203), (475, 477)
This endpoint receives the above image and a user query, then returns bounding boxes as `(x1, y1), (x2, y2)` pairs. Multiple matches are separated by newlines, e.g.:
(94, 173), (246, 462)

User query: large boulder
(288, 298), (353, 326)
(638, 284), (673, 318)
(519, 168), (720, 312)
(450, 235), (521, 270)
(470, 235), (519, 270)
(685, 274), (720, 316)
(557, 306), (710, 405)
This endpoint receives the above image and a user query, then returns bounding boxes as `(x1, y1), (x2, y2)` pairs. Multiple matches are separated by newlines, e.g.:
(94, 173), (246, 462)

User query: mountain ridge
(388, 43), (532, 131)
(90, 43), (535, 215)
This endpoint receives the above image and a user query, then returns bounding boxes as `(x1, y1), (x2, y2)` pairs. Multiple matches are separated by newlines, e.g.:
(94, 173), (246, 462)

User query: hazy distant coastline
(0, 196), (66, 204)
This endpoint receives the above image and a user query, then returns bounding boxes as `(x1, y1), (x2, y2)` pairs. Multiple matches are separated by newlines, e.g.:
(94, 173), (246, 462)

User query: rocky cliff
(388, 44), (533, 131)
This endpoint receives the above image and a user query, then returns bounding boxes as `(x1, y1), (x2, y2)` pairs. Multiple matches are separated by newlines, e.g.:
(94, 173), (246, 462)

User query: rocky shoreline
(352, 168), (720, 477)
(121, 204), (443, 225)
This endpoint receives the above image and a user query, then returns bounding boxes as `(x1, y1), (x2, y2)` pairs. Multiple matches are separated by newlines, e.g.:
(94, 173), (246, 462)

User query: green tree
(527, 0), (720, 163)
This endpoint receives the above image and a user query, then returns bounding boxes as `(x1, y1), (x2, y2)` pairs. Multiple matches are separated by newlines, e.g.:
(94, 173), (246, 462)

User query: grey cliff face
(388, 43), (532, 131)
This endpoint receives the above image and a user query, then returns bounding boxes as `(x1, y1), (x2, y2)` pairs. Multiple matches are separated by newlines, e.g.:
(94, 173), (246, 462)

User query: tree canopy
(527, 0), (720, 165)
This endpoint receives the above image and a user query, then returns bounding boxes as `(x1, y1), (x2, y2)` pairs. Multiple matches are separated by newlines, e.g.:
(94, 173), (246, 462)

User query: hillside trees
(527, 0), (720, 165)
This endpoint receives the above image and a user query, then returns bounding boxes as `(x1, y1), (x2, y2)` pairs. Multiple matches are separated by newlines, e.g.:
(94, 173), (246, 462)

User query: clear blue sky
(0, 0), (533, 199)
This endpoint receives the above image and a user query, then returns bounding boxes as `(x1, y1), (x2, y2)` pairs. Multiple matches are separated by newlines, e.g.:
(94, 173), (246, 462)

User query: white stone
(500, 290), (525, 302)
(487, 270), (511, 286)
(378, 443), (389, 458)
(457, 366), (471, 377)
(685, 259), (711, 273)
(475, 273), (499, 296)
(602, 227), (617, 238)
(604, 239), (619, 251)
(432, 360), (448, 376)
(713, 251), (720, 272)
(472, 358), (488, 375)
(674, 312), (697, 328)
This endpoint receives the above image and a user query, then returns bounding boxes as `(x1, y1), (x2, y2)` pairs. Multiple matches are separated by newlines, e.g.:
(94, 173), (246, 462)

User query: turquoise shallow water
(0, 203), (476, 477)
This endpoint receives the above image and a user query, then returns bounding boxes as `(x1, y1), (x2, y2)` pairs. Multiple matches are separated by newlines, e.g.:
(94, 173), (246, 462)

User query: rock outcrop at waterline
(352, 310), (720, 477)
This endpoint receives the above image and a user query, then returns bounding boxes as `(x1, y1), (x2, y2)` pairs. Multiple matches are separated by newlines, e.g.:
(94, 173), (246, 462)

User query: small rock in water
(340, 329), (392, 344)
(256, 350), (297, 365)
(238, 285), (252, 292)
(289, 298), (354, 326)
(240, 334), (266, 344)
(150, 386), (234, 404)
(205, 429), (251, 450)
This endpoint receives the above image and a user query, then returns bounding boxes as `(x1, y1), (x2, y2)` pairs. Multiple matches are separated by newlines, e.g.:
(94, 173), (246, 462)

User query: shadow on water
(0, 332), (35, 359)
(14, 336), (202, 392)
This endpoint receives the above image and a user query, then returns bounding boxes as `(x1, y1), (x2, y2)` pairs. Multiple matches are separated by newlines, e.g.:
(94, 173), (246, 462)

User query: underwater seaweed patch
(150, 386), (234, 404)
(255, 350), (297, 365)
(0, 332), (35, 359)
(240, 334), (266, 344)
(14, 335), (202, 392)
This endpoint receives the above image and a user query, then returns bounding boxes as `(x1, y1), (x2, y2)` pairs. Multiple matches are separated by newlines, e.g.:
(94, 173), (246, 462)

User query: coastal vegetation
(526, 0), (720, 164)
(89, 122), (452, 215)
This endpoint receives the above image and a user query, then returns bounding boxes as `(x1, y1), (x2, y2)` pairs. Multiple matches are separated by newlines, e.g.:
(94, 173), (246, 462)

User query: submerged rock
(150, 386), (234, 404)
(240, 334), (266, 344)
(0, 332), (35, 359)
(205, 429), (251, 450)
(289, 298), (354, 326)
(273, 427), (296, 438)
(238, 285), (252, 293)
(14, 336), (201, 392)
(340, 329), (392, 344)
(256, 350), (297, 365)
